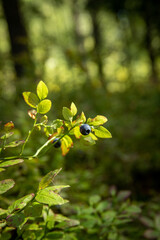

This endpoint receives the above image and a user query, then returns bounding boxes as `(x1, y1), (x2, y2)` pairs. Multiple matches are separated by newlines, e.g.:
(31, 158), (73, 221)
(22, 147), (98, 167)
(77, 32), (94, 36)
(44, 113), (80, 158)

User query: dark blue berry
(53, 138), (61, 148)
(80, 124), (91, 135)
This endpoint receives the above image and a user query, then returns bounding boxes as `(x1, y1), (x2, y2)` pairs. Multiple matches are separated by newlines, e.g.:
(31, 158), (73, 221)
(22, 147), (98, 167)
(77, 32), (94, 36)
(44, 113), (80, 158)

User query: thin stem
(20, 117), (37, 156)
(33, 125), (76, 158)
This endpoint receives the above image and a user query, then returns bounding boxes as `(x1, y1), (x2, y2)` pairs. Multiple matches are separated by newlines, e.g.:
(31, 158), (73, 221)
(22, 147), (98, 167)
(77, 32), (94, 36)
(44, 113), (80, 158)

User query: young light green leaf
(52, 119), (63, 129)
(82, 135), (96, 145)
(35, 189), (68, 206)
(73, 126), (81, 139)
(40, 115), (48, 124)
(70, 102), (77, 116)
(23, 92), (39, 108)
(37, 81), (48, 100)
(0, 159), (24, 168)
(76, 112), (86, 123)
(0, 168), (5, 172)
(37, 99), (52, 114)
(0, 179), (15, 194)
(88, 115), (107, 126)
(89, 133), (98, 140)
(93, 126), (112, 138)
(62, 107), (73, 122)
(8, 193), (35, 213)
(39, 169), (62, 190)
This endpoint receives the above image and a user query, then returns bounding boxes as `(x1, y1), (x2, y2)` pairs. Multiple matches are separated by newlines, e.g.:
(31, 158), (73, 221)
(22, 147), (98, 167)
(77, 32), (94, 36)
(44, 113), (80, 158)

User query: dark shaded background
(0, 0), (160, 216)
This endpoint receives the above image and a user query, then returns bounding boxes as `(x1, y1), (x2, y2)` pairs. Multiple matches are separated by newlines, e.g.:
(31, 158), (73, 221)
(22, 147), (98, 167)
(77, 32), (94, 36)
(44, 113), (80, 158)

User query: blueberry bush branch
(0, 81), (112, 239)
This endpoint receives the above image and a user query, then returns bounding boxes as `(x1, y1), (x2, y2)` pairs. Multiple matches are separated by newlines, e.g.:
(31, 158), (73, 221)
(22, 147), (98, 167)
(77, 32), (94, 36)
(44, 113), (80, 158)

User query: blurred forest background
(0, 0), (160, 237)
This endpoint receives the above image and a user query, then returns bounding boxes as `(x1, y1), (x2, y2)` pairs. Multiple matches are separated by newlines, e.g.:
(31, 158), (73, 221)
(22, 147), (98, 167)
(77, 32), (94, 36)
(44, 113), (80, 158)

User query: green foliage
(0, 179), (15, 194)
(37, 81), (49, 100)
(1, 81), (159, 240)
(0, 81), (112, 239)
(75, 190), (142, 240)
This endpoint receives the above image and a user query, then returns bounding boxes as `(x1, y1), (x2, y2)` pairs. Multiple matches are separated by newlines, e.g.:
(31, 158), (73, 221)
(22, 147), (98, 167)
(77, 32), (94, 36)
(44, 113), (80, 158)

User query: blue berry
(53, 138), (61, 148)
(80, 124), (91, 135)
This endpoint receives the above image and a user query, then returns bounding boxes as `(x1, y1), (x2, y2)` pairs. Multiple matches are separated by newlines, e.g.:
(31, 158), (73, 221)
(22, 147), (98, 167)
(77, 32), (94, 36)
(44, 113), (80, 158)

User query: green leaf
(6, 213), (25, 227)
(23, 92), (39, 108)
(56, 219), (80, 229)
(93, 126), (112, 138)
(52, 119), (63, 129)
(35, 189), (68, 206)
(70, 102), (77, 116)
(63, 135), (73, 148)
(144, 229), (160, 239)
(0, 232), (11, 240)
(42, 185), (70, 192)
(47, 214), (55, 230)
(82, 135), (96, 145)
(75, 112), (86, 124)
(39, 169), (62, 190)
(102, 210), (117, 223)
(46, 231), (64, 239)
(24, 202), (43, 218)
(4, 140), (25, 148)
(140, 216), (154, 228)
(81, 217), (97, 229)
(8, 193), (35, 213)
(89, 195), (101, 206)
(0, 208), (8, 218)
(155, 215), (160, 231)
(108, 232), (118, 240)
(37, 81), (48, 100)
(96, 201), (110, 213)
(62, 107), (73, 122)
(125, 205), (141, 214)
(0, 220), (6, 228)
(73, 126), (81, 139)
(0, 132), (14, 140)
(37, 99), (52, 114)
(0, 159), (24, 168)
(89, 133), (98, 140)
(40, 115), (48, 124)
(54, 214), (69, 223)
(87, 115), (107, 126)
(0, 179), (15, 194)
